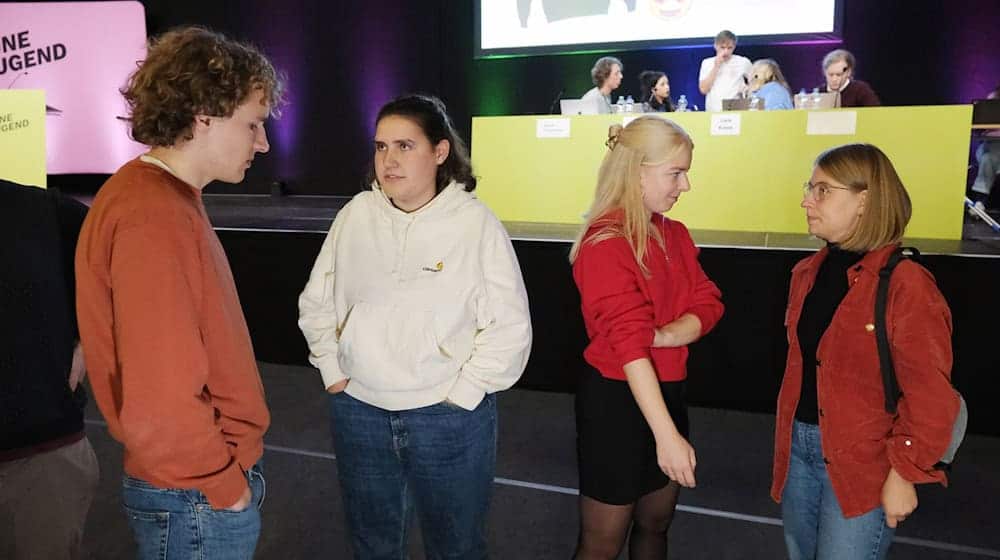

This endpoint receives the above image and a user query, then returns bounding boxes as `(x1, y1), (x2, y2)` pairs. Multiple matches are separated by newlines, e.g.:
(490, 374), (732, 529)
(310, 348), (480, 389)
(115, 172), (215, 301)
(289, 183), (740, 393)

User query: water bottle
(810, 87), (823, 110)
(624, 95), (634, 113)
(615, 96), (626, 114)
(676, 94), (688, 112)
(794, 88), (807, 109)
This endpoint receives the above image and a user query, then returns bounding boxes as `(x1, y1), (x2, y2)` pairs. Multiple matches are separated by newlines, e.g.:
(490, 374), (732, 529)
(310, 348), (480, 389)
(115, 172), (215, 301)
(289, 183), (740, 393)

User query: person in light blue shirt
(749, 59), (793, 110)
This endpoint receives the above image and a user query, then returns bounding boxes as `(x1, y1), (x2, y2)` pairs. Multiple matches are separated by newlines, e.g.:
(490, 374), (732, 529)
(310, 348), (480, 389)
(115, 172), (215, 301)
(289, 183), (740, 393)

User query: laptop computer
(722, 97), (765, 111)
(794, 91), (839, 109)
(972, 99), (1000, 126)
(560, 98), (600, 115)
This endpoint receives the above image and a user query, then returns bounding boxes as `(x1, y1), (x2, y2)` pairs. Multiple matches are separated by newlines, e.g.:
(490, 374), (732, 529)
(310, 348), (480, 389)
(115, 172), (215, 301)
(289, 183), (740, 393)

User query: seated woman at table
(639, 70), (675, 112)
(748, 59), (793, 110)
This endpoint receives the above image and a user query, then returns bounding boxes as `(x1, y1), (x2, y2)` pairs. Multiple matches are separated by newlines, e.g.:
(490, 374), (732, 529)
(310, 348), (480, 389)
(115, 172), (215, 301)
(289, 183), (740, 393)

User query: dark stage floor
(69, 362), (1000, 559)
(53, 194), (1000, 558)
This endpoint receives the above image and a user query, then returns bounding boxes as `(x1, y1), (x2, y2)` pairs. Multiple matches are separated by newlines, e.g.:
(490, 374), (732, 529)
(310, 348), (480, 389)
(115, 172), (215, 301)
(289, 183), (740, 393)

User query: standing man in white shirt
(698, 30), (752, 112)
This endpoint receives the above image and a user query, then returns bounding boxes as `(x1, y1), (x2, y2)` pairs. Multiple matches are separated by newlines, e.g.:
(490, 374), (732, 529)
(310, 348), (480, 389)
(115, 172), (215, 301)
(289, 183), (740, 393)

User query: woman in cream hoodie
(298, 94), (532, 558)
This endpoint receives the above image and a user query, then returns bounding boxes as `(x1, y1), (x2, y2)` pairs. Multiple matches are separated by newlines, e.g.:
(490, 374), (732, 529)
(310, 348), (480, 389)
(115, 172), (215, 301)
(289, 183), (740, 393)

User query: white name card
(536, 118), (571, 138)
(711, 114), (741, 136)
(807, 111), (857, 135)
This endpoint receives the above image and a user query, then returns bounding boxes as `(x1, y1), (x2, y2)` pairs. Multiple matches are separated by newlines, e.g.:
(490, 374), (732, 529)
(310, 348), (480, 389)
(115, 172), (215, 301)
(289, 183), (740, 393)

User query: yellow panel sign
(472, 106), (972, 240)
(0, 90), (46, 187)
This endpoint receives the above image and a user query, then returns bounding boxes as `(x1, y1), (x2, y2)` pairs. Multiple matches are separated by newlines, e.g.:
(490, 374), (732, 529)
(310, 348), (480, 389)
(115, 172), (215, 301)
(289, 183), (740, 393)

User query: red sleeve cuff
(690, 306), (718, 337)
(618, 347), (653, 369)
(886, 436), (947, 486)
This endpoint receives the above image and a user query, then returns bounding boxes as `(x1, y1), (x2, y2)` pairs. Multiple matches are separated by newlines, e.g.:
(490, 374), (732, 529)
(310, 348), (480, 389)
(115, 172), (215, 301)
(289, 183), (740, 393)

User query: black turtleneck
(795, 245), (865, 424)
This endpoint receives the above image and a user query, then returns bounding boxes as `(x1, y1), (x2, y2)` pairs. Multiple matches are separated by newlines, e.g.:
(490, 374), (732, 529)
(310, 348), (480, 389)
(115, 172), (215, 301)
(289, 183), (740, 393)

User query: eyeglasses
(803, 181), (851, 201)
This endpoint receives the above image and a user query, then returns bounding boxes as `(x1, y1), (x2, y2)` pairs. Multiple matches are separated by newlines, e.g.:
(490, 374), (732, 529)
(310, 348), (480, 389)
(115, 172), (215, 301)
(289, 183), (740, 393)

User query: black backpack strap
(874, 247), (920, 414)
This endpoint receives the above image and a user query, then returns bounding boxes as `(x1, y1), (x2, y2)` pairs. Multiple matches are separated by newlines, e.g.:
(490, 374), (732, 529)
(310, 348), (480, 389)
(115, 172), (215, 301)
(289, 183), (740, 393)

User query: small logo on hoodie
(422, 261), (444, 273)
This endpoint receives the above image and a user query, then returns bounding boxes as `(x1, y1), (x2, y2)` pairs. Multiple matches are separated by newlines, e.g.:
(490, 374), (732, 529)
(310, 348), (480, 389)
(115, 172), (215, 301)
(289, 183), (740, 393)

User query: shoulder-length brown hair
(122, 26), (284, 147)
(815, 143), (911, 252)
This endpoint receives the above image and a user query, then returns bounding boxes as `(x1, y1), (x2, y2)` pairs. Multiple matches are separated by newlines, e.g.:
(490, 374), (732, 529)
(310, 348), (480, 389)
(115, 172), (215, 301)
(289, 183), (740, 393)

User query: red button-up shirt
(771, 244), (959, 518)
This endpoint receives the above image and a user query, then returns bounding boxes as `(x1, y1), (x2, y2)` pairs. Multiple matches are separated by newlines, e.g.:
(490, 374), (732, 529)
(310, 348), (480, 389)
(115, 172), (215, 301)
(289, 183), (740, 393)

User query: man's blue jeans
(121, 463), (265, 560)
(782, 421), (894, 560)
(329, 391), (497, 560)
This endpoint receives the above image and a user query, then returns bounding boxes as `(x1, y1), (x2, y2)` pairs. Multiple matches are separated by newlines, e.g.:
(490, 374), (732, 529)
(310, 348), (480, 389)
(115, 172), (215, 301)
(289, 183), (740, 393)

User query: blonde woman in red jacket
(773, 143), (961, 560)
(569, 116), (724, 559)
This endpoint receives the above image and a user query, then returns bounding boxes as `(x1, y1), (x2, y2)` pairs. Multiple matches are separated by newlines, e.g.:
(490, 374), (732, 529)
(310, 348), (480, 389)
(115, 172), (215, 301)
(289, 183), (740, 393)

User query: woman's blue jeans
(329, 391), (497, 560)
(121, 462), (265, 560)
(782, 421), (894, 560)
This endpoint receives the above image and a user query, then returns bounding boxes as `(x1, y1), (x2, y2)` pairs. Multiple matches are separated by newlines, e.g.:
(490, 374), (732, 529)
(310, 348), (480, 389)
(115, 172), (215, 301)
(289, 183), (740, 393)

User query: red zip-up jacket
(573, 212), (724, 381)
(772, 244), (959, 518)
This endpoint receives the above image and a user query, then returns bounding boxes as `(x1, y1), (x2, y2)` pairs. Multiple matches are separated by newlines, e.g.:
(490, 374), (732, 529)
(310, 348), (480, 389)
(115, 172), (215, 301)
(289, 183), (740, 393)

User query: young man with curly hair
(75, 26), (283, 559)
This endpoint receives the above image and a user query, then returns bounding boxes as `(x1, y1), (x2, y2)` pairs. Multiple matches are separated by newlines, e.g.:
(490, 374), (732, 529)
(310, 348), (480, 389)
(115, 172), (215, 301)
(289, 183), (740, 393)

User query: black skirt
(575, 365), (689, 505)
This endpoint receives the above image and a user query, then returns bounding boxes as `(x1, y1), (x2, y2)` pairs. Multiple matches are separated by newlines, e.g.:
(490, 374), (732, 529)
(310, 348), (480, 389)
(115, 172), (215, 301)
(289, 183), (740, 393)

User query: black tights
(574, 481), (682, 559)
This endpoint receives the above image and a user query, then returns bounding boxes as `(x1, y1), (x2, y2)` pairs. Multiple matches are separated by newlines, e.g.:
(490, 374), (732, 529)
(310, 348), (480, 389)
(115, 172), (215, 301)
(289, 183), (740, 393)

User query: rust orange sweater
(76, 159), (269, 508)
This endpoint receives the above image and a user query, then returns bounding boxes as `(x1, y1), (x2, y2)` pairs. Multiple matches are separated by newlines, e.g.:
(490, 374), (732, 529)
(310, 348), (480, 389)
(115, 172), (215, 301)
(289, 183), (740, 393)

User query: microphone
(7, 71), (64, 115)
(547, 88), (565, 115)
(6, 71), (28, 89)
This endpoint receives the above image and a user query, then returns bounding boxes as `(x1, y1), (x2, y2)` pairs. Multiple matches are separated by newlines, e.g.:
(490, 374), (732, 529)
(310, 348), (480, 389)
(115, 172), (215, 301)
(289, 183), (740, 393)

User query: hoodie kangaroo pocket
(337, 301), (455, 391)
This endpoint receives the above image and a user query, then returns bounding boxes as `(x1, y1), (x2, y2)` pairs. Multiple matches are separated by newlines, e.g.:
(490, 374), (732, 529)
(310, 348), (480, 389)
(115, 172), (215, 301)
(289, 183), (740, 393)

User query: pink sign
(1, 1), (147, 174)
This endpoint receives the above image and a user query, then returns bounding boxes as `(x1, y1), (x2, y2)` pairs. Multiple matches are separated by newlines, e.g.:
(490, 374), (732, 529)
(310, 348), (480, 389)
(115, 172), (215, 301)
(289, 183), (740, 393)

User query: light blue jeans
(782, 421), (894, 560)
(121, 462), (265, 560)
(972, 139), (1000, 197)
(329, 391), (497, 560)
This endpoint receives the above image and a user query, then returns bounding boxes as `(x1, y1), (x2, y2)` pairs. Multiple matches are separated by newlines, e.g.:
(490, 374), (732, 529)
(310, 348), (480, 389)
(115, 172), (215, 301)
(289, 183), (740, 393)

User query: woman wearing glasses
(772, 143), (961, 560)
(569, 116), (724, 559)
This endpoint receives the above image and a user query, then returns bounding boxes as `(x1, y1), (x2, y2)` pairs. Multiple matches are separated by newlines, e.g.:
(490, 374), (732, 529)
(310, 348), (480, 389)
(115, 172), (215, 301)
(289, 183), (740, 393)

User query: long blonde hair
(749, 58), (791, 94)
(569, 116), (693, 275)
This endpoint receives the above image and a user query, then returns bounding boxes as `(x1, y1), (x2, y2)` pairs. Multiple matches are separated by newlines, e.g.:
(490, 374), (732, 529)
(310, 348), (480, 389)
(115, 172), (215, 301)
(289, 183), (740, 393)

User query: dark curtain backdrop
(13, 0), (997, 194)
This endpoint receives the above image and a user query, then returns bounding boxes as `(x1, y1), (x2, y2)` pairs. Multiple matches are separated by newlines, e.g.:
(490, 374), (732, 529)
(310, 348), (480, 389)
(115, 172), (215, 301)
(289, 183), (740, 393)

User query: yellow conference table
(471, 106), (972, 240)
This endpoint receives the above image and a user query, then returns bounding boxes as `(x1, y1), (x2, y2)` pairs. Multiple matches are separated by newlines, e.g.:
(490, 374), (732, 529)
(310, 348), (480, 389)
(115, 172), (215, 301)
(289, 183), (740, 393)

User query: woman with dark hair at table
(639, 70), (675, 112)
